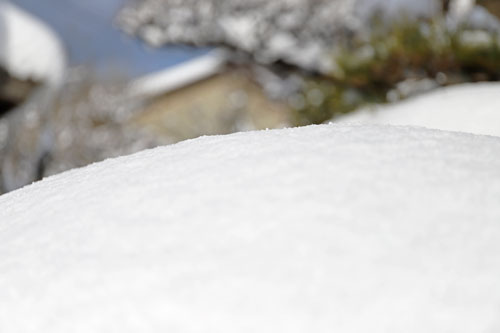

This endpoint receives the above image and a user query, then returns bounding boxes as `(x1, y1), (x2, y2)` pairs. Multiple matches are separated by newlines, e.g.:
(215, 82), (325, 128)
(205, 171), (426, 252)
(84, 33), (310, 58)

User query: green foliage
(292, 18), (500, 126)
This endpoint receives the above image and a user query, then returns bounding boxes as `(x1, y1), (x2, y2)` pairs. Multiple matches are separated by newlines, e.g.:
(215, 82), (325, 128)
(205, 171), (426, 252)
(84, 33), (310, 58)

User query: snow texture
(336, 82), (500, 137)
(1, 124), (500, 332)
(0, 0), (66, 84)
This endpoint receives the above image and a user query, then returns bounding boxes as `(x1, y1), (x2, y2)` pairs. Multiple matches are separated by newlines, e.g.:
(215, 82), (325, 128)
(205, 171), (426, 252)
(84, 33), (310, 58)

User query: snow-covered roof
(1, 124), (500, 332)
(127, 50), (227, 97)
(334, 82), (500, 137)
(0, 1), (66, 84)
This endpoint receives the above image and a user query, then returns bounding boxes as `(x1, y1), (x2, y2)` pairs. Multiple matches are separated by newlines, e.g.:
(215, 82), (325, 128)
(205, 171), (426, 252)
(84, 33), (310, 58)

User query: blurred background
(1, 0), (499, 194)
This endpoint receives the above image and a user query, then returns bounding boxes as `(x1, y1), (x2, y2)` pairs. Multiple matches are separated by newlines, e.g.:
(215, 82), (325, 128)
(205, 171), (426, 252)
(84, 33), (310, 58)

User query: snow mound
(335, 82), (500, 137)
(1, 124), (500, 332)
(0, 1), (66, 84)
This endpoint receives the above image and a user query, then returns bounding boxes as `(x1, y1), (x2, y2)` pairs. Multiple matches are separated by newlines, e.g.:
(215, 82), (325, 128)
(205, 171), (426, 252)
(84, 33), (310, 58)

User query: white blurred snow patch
(1, 124), (500, 332)
(459, 29), (494, 47)
(0, 1), (66, 84)
(220, 16), (259, 51)
(449, 0), (475, 22)
(127, 50), (227, 98)
(335, 82), (500, 137)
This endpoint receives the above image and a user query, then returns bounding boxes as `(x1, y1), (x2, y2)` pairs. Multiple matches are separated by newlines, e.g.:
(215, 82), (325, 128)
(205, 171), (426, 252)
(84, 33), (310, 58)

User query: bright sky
(14, 0), (210, 77)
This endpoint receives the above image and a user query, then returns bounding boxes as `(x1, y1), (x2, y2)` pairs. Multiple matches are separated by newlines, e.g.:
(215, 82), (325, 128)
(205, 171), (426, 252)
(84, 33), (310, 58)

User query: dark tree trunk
(442, 0), (452, 13)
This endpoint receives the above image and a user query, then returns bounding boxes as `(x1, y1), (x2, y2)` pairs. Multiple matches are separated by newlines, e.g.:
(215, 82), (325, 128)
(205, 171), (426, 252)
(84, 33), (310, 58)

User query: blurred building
(127, 51), (291, 142)
(118, 0), (499, 117)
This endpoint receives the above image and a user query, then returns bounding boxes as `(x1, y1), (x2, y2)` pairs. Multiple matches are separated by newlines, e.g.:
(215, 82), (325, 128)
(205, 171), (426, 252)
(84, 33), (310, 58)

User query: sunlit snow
(335, 83), (500, 137)
(1, 124), (499, 332)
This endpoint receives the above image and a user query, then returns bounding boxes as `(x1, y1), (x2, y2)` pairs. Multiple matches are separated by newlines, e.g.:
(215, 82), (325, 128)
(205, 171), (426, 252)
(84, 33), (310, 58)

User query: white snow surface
(335, 83), (500, 137)
(0, 1), (66, 84)
(1, 124), (500, 332)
